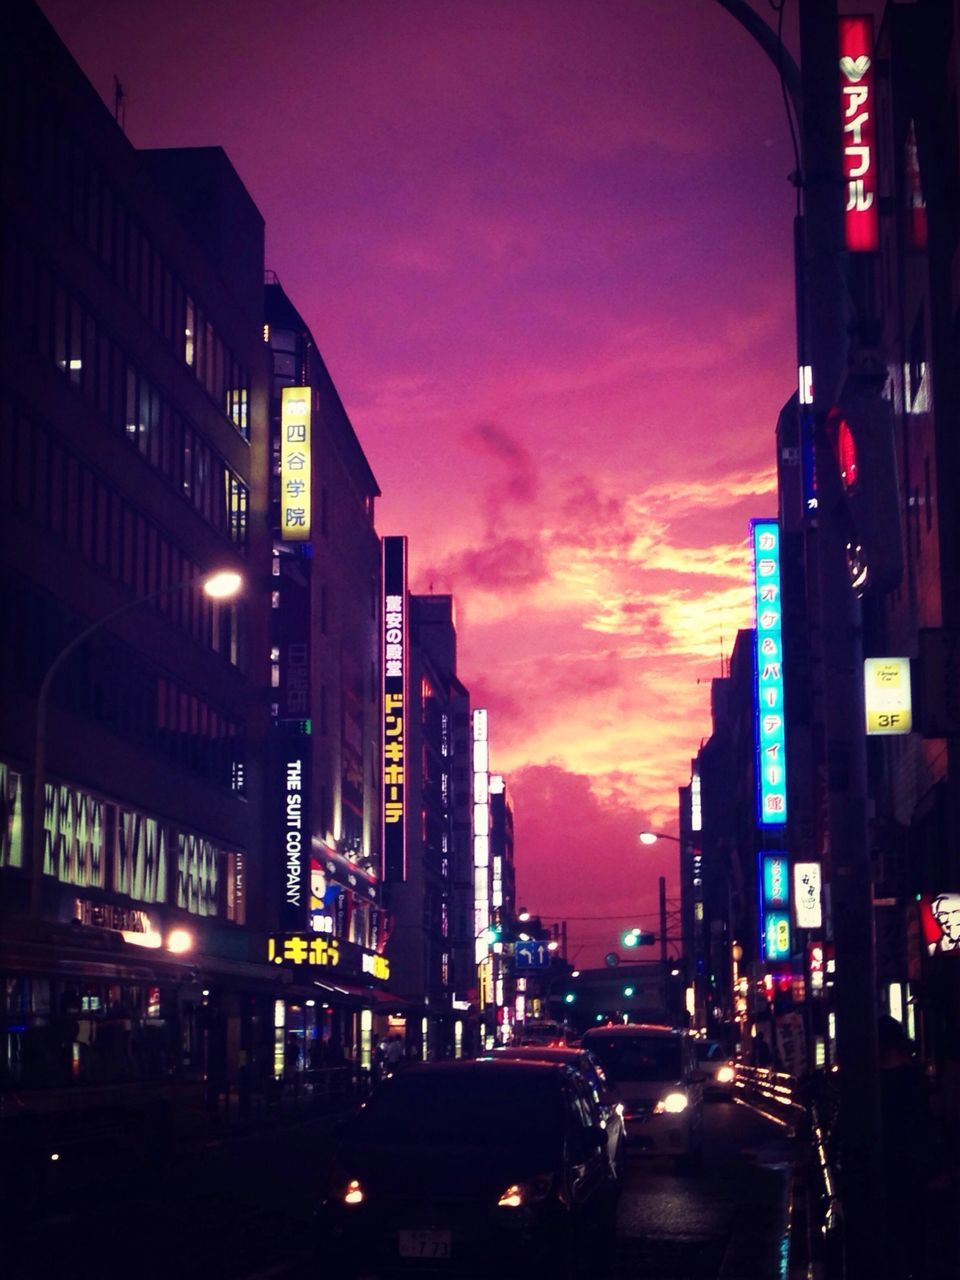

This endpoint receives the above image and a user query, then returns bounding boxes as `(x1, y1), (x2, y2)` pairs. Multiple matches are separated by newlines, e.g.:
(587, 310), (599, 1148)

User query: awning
(306, 977), (415, 1012)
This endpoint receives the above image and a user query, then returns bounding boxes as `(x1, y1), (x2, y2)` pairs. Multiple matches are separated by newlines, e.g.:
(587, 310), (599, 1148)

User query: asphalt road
(4, 1096), (794, 1280)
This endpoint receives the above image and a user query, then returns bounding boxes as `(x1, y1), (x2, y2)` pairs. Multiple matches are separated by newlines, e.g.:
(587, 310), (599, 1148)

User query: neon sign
(752, 521), (787, 826)
(280, 387), (311, 540)
(839, 15), (879, 252)
(382, 537), (407, 882)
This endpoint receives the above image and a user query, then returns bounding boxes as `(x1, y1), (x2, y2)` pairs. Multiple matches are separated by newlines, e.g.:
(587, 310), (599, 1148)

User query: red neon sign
(838, 15), (879, 252)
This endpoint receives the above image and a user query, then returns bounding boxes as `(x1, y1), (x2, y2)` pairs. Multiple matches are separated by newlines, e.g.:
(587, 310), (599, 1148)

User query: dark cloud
(554, 475), (632, 550)
(465, 421), (539, 504)
(423, 531), (548, 595)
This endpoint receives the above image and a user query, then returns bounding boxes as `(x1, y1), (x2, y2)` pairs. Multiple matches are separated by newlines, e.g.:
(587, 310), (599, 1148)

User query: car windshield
(355, 1071), (563, 1152)
(585, 1037), (682, 1083)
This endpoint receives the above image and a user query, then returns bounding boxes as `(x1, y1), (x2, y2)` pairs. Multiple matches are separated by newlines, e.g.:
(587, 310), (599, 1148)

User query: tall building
(264, 279), (392, 1075)
(383, 587), (474, 1059)
(0, 1), (271, 1094)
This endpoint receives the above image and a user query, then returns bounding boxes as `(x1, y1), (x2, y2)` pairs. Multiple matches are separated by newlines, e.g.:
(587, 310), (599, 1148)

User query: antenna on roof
(113, 76), (126, 131)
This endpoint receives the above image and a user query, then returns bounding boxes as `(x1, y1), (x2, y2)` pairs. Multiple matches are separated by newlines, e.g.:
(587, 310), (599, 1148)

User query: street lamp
(29, 568), (245, 916)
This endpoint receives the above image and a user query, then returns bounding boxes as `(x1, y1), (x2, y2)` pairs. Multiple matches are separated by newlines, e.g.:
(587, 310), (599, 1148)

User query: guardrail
(733, 1065), (845, 1277)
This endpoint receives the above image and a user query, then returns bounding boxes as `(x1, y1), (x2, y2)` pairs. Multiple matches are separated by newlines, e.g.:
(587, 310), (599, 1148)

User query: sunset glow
(40, 0), (797, 962)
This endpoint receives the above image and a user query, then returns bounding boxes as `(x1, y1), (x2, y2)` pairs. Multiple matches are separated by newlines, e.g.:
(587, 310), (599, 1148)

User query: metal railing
(734, 1065), (845, 1277)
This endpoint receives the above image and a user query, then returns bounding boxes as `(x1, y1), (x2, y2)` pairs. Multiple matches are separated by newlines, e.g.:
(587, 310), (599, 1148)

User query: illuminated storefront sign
(473, 708), (491, 961)
(382, 537), (408, 882)
(839, 15), (879, 252)
(267, 933), (391, 981)
(690, 769), (702, 832)
(864, 657), (912, 735)
(808, 941), (826, 992)
(752, 521), (787, 826)
(280, 386), (311, 540)
(279, 735), (310, 930)
(793, 862), (824, 929)
(762, 854), (790, 908)
(764, 911), (792, 962)
(918, 894), (960, 956)
(760, 850), (791, 962)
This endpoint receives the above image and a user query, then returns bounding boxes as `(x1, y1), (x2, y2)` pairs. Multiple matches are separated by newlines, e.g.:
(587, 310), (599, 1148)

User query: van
(581, 1023), (704, 1170)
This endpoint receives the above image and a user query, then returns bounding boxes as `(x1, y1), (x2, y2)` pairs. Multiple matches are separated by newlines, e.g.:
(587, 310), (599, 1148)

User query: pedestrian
(877, 1015), (934, 1280)
(383, 1035), (404, 1072)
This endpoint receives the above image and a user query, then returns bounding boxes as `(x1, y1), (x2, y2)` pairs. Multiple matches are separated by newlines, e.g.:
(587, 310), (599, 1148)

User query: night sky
(41, 0), (799, 964)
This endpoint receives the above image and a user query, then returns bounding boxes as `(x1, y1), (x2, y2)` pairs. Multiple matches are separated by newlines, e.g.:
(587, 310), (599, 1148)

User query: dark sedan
(321, 1059), (619, 1277)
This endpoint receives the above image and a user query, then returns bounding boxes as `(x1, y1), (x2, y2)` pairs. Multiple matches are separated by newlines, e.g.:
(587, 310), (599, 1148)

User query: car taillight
(342, 1178), (365, 1205)
(497, 1174), (553, 1208)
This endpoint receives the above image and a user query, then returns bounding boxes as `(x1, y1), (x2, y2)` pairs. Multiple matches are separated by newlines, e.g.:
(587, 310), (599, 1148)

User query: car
(486, 1045), (625, 1175)
(321, 1058), (619, 1276)
(581, 1023), (705, 1171)
(512, 1020), (575, 1047)
(695, 1040), (737, 1100)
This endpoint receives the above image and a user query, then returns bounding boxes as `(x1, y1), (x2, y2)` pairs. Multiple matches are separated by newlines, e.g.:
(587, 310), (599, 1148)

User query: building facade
(264, 280), (393, 1080)
(0, 0), (271, 1100)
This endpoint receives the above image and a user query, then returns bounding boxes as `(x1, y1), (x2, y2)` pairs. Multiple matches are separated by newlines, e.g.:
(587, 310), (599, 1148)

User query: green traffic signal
(563, 992), (576, 1004)
(623, 985), (635, 997)
(621, 928), (656, 948)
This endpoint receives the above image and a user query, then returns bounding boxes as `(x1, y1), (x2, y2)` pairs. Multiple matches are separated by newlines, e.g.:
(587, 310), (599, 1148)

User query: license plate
(398, 1229), (452, 1259)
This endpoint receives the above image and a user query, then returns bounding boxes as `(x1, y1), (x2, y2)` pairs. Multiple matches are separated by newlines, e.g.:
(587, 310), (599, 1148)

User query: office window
(184, 295), (196, 366)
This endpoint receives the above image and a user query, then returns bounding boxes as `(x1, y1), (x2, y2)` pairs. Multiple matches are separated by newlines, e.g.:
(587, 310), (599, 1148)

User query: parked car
(486, 1045), (625, 1175)
(321, 1059), (619, 1276)
(581, 1023), (705, 1171)
(695, 1040), (737, 1100)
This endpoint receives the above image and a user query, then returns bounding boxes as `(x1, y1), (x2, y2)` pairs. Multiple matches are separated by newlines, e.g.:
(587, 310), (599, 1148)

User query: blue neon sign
(752, 521), (787, 826)
(762, 854), (790, 908)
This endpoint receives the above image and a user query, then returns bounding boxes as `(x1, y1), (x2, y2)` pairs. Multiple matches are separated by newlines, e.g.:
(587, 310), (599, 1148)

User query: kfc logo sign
(839, 16), (879, 252)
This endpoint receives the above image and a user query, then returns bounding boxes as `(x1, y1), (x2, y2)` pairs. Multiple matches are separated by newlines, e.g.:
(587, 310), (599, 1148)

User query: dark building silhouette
(0, 1), (271, 1092)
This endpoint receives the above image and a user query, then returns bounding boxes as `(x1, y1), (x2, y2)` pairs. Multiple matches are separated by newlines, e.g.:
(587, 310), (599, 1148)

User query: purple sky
(42, 0), (799, 964)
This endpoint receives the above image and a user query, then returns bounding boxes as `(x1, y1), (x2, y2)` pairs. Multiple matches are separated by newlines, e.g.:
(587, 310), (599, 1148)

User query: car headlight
(717, 1065), (736, 1085)
(497, 1173), (554, 1208)
(654, 1091), (689, 1115)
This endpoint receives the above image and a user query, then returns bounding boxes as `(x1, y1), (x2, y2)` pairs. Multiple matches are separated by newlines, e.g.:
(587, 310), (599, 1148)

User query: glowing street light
(29, 568), (244, 916)
(166, 927), (194, 955)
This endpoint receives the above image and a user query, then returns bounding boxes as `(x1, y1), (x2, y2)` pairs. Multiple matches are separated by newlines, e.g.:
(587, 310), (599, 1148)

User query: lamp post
(28, 569), (244, 917)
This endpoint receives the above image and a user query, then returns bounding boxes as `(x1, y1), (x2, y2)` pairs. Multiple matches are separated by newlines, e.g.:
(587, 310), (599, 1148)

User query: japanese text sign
(793, 862), (824, 929)
(382, 537), (407, 883)
(762, 854), (790, 909)
(752, 521), (787, 826)
(839, 15), (879, 252)
(281, 387), (311, 541)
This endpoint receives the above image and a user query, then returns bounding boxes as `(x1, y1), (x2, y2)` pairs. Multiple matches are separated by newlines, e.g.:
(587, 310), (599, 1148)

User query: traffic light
(563, 992), (576, 1005)
(621, 928), (656, 948)
(826, 388), (903, 594)
(623, 985), (636, 998)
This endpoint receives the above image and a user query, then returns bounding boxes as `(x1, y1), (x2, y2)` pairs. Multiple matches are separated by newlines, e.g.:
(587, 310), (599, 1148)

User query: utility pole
(798, 4), (884, 1277)
(716, 3), (885, 1274)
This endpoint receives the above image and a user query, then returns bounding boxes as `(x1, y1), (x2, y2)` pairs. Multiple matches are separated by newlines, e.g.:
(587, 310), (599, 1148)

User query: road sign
(514, 940), (551, 969)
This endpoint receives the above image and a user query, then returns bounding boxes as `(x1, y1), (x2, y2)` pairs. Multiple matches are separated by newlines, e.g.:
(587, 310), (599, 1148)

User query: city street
(5, 1096), (794, 1280)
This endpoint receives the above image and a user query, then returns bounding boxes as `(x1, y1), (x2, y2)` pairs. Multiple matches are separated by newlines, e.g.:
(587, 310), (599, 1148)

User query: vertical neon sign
(752, 520), (787, 826)
(473, 709), (491, 963)
(839, 15), (879, 252)
(382, 537), (407, 882)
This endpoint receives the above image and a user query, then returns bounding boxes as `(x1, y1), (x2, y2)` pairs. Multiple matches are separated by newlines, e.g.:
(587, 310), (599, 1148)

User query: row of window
(1, 395), (243, 665)
(2, 574), (247, 794)
(3, 56), (251, 435)
(6, 231), (249, 547)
